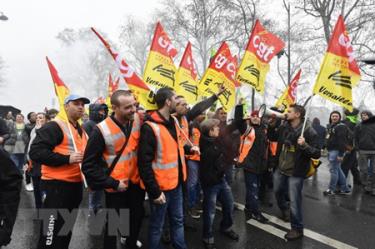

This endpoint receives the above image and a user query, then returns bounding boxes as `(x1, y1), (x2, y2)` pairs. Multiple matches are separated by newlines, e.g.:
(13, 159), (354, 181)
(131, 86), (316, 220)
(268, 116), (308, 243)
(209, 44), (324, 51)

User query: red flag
(150, 22), (178, 58)
(326, 15), (360, 76)
(46, 57), (70, 121)
(175, 42), (199, 104)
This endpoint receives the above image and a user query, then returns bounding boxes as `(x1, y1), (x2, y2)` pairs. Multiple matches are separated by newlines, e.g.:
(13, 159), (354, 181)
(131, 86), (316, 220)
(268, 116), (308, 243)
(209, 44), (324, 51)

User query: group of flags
(46, 14), (360, 121)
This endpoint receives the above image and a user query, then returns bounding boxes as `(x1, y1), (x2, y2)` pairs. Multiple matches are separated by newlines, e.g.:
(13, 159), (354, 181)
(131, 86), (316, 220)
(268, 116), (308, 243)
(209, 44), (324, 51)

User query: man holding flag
(30, 94), (90, 249)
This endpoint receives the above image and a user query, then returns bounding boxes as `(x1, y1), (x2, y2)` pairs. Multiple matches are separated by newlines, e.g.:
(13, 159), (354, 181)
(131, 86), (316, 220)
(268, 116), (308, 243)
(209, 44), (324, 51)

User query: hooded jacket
(137, 111), (187, 199)
(82, 104), (108, 137)
(355, 115), (375, 153)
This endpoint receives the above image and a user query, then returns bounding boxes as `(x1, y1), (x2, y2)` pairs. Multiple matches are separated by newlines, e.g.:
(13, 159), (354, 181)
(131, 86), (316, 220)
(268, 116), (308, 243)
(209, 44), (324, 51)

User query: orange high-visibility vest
(143, 114), (187, 191)
(238, 126), (256, 164)
(42, 118), (88, 182)
(186, 127), (200, 161)
(269, 141), (278, 156)
(176, 116), (189, 145)
(97, 114), (141, 192)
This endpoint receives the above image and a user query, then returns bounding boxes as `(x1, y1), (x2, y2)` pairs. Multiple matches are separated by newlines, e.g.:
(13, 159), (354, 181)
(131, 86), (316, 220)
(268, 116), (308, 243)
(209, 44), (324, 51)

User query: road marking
(233, 202), (358, 249)
(246, 219), (287, 241)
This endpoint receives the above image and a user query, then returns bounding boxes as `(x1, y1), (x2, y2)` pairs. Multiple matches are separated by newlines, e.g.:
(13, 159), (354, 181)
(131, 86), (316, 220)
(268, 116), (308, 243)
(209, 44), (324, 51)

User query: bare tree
(154, 0), (267, 76)
(0, 56), (5, 86)
(277, 0), (375, 109)
(56, 28), (121, 99)
(118, 17), (156, 76)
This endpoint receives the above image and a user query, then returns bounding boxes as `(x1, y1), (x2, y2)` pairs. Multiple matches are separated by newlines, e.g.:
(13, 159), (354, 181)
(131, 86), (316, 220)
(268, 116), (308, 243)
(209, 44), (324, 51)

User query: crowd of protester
(0, 88), (374, 248)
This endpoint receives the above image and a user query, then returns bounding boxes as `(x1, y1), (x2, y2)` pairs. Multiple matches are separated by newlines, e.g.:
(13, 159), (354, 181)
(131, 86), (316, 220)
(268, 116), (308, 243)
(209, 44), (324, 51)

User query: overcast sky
(0, 0), (160, 114)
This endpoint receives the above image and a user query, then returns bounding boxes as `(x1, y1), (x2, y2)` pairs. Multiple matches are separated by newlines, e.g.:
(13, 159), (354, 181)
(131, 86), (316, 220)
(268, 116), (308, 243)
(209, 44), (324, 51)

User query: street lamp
(361, 57), (375, 90)
(362, 58), (375, 65)
(0, 12), (8, 21)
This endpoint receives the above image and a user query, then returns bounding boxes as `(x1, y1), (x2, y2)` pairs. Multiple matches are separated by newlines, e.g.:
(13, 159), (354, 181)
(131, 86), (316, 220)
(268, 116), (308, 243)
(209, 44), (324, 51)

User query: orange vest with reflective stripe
(238, 126), (256, 164)
(143, 114), (187, 191)
(186, 127), (200, 161)
(42, 118), (88, 182)
(269, 141), (278, 156)
(98, 114), (141, 191)
(176, 116), (189, 145)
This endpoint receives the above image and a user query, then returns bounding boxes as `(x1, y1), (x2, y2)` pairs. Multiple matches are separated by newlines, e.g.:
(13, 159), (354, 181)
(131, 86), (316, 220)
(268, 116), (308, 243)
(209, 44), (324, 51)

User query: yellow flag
(275, 69), (301, 111)
(143, 22), (177, 89)
(313, 16), (361, 112)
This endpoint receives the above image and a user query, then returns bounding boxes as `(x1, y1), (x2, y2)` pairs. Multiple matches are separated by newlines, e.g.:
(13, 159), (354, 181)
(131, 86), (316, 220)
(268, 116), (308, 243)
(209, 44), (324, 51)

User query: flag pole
(301, 94), (314, 137)
(66, 121), (88, 188)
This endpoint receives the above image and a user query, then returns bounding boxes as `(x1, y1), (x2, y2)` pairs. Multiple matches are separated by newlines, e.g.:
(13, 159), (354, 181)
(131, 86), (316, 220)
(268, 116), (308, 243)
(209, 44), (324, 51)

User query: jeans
(104, 184), (145, 249)
(32, 176), (43, 208)
(10, 153), (25, 173)
(328, 150), (350, 191)
(224, 165), (234, 185)
(358, 153), (375, 191)
(202, 179), (234, 242)
(341, 150), (361, 183)
(148, 185), (187, 249)
(187, 160), (201, 209)
(88, 190), (103, 213)
(244, 171), (260, 215)
(274, 169), (304, 230)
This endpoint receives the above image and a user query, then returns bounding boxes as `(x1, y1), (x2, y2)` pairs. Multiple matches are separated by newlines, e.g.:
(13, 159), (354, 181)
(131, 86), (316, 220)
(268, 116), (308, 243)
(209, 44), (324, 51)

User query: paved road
(4, 158), (375, 249)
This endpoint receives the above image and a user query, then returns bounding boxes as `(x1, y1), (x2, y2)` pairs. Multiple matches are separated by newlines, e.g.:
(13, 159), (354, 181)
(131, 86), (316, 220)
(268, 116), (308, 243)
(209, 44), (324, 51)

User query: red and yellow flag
(199, 42), (237, 112)
(143, 22), (178, 89)
(237, 20), (285, 93)
(313, 15), (360, 111)
(46, 57), (70, 121)
(105, 73), (119, 112)
(91, 28), (157, 110)
(275, 69), (301, 111)
(176, 42), (199, 104)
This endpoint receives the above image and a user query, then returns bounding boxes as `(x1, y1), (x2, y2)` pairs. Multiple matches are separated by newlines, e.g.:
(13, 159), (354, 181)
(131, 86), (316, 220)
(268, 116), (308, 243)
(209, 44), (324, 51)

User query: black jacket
(25, 123), (35, 137)
(354, 116), (375, 151)
(312, 123), (326, 149)
(0, 119), (9, 148)
(276, 121), (321, 178)
(236, 105), (267, 174)
(199, 134), (229, 187)
(0, 148), (22, 246)
(185, 95), (218, 122)
(199, 107), (242, 187)
(137, 111), (188, 200)
(326, 122), (350, 156)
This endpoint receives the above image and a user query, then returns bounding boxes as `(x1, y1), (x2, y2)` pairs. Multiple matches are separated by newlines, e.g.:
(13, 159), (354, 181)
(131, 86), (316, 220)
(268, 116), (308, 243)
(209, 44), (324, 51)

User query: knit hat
(251, 110), (259, 117)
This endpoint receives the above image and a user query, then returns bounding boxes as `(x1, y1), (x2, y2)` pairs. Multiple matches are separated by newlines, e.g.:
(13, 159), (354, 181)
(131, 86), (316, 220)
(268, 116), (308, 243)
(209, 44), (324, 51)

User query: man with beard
(273, 104), (320, 240)
(138, 87), (198, 249)
(82, 90), (144, 249)
(30, 94), (90, 249)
